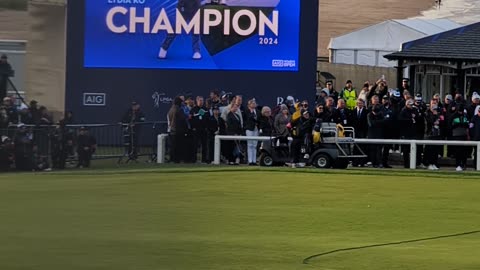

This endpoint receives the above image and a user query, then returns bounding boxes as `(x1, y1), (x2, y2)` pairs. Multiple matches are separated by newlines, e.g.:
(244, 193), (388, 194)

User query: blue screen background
(84, 0), (300, 71)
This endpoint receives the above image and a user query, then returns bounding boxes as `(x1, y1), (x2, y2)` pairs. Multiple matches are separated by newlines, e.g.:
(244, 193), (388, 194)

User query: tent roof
(385, 22), (480, 62)
(329, 19), (462, 51)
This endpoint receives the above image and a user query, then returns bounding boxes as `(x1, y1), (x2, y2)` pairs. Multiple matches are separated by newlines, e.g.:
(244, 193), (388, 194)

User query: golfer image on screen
(158, 0), (280, 60)
(158, 0), (203, 60)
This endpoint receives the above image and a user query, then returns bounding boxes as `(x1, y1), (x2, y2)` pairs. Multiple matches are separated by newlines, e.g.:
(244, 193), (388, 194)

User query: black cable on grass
(303, 230), (480, 264)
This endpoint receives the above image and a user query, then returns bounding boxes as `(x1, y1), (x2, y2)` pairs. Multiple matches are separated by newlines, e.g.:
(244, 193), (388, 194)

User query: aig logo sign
(83, 93), (106, 106)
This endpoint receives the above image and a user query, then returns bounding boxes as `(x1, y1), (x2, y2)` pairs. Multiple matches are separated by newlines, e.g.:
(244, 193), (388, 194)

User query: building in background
(329, 19), (461, 67)
(385, 22), (480, 99)
(25, 0), (66, 118)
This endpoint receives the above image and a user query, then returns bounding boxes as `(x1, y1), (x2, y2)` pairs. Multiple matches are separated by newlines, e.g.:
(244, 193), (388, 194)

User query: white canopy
(328, 19), (462, 67)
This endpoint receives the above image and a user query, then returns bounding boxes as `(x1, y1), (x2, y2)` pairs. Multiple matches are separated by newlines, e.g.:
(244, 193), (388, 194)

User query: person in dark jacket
(14, 124), (34, 171)
(449, 105), (470, 171)
(190, 96), (209, 163)
(469, 105), (480, 170)
(225, 103), (243, 165)
(168, 97), (188, 163)
(350, 99), (369, 166)
(424, 104), (443, 170)
(206, 106), (225, 164)
(332, 99), (350, 126)
(290, 110), (315, 167)
(467, 93), (480, 119)
(367, 105), (385, 168)
(314, 103), (333, 123)
(413, 93), (427, 168)
(381, 95), (395, 168)
(258, 106), (274, 136)
(399, 99), (418, 168)
(76, 127), (96, 168)
(367, 79), (388, 102)
(51, 120), (74, 170)
(121, 101), (146, 159)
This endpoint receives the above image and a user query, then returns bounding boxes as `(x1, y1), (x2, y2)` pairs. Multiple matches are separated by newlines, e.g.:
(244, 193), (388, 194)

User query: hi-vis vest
(343, 88), (357, 110)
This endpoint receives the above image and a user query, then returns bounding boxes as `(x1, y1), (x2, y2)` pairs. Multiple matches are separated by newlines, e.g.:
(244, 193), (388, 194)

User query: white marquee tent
(328, 19), (462, 67)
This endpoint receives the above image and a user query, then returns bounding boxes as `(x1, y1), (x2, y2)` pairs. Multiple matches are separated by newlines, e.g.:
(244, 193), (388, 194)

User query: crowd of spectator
(167, 79), (480, 171)
(0, 96), (97, 172)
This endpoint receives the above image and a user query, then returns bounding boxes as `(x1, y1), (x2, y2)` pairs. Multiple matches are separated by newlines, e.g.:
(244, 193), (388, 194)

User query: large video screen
(84, 0), (300, 71)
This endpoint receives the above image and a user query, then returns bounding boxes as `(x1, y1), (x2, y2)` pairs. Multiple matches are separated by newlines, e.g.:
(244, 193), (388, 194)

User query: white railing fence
(156, 134), (480, 171)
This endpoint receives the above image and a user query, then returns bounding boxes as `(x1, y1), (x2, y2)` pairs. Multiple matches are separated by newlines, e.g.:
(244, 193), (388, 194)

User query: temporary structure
(328, 19), (462, 67)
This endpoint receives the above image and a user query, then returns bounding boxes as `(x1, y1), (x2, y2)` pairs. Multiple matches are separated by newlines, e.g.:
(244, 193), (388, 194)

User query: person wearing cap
(2, 97), (18, 126)
(413, 93), (428, 168)
(424, 102), (443, 170)
(449, 104), (470, 171)
(0, 54), (13, 101)
(315, 88), (329, 105)
(0, 134), (14, 171)
(469, 105), (480, 170)
(340, 80), (357, 110)
(467, 92), (480, 119)
(14, 124), (34, 171)
(274, 104), (291, 143)
(367, 104), (385, 168)
(206, 105), (225, 164)
(289, 109), (315, 168)
(326, 81), (339, 104)
(76, 127), (97, 168)
(399, 99), (419, 168)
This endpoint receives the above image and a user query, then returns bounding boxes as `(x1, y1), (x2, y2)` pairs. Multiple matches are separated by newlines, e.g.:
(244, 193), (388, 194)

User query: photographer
(121, 101), (146, 159)
(0, 136), (14, 171)
(76, 127), (97, 168)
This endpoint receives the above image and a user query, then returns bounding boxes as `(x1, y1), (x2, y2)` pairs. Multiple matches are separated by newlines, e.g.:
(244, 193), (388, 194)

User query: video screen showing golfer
(159, 0), (202, 60)
(158, 0), (280, 60)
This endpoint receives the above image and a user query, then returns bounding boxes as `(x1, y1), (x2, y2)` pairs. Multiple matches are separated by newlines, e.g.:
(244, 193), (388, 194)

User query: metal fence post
(410, 141), (417, 170)
(213, 135), (221, 165)
(477, 143), (480, 171)
(157, 134), (166, 164)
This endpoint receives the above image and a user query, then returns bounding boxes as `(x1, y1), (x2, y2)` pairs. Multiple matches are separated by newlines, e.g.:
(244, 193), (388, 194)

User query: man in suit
(350, 99), (368, 166)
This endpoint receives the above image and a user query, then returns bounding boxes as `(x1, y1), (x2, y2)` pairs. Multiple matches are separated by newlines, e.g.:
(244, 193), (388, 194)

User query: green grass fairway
(1, 168), (480, 270)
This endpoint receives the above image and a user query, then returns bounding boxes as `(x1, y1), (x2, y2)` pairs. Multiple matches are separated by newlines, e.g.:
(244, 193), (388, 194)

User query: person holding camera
(399, 99), (418, 168)
(367, 105), (385, 168)
(424, 102), (443, 170)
